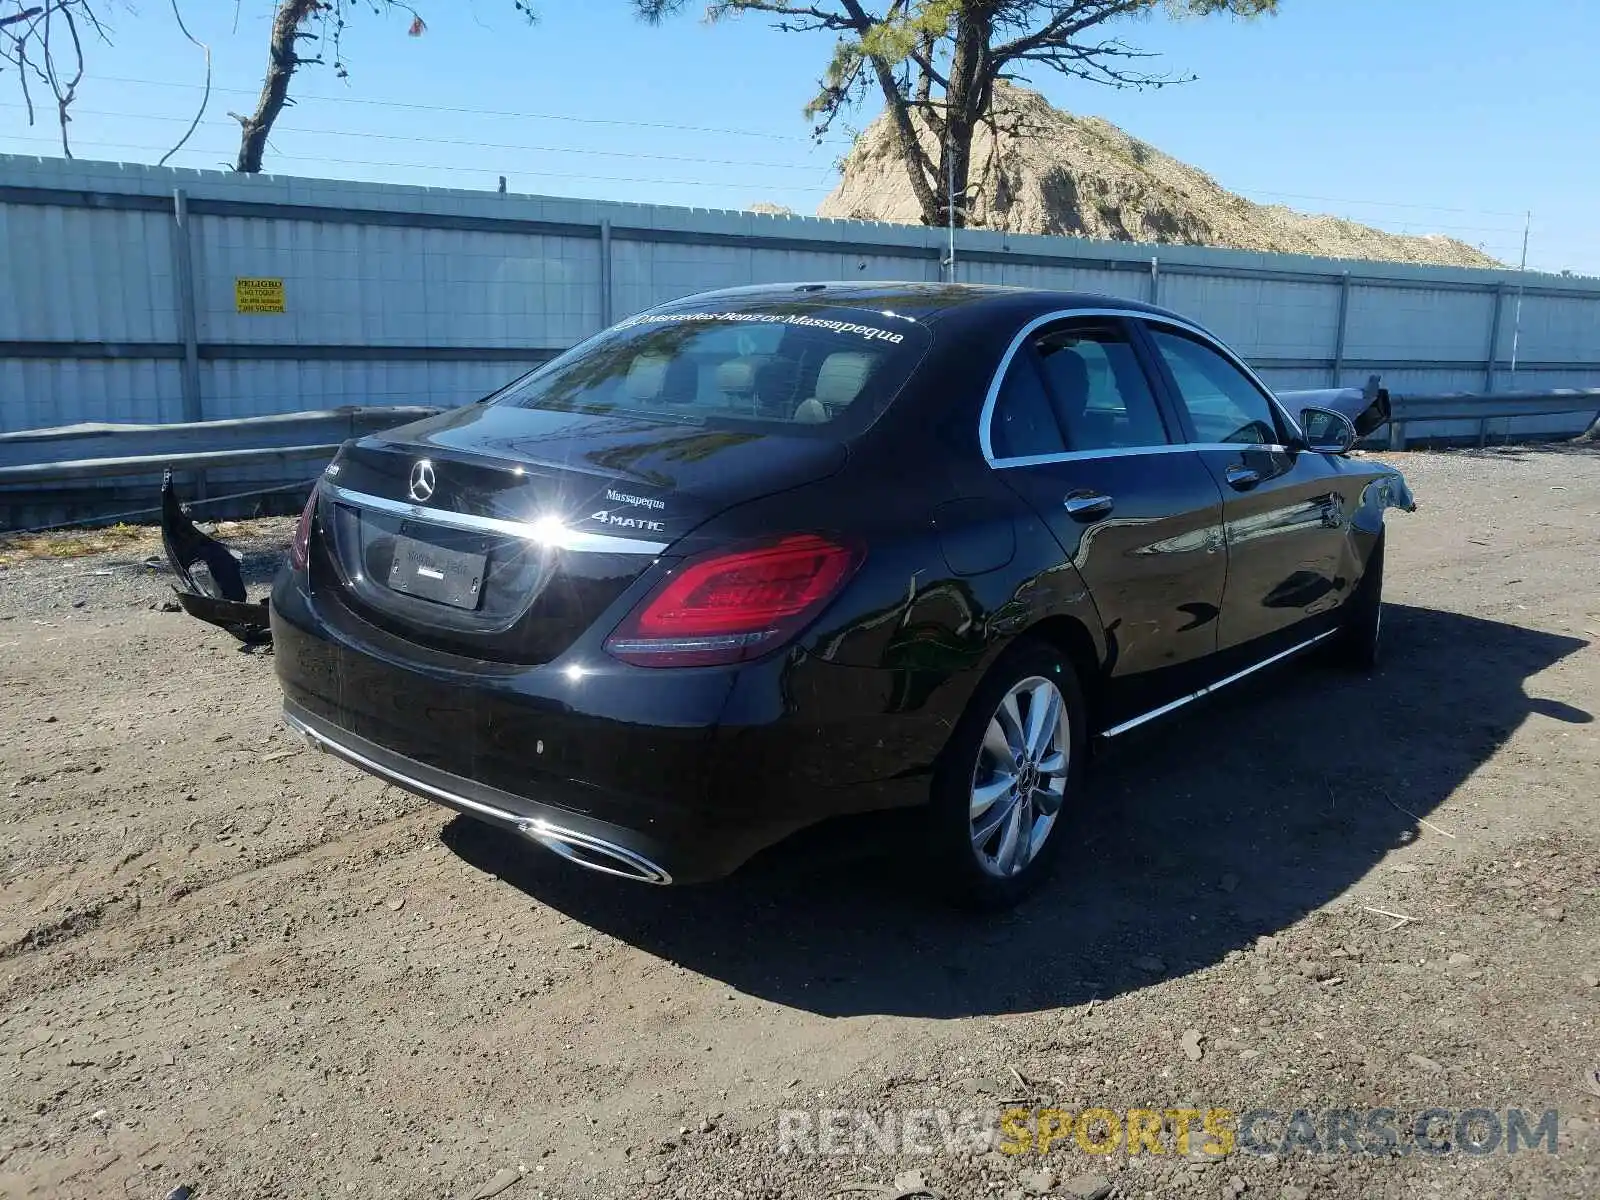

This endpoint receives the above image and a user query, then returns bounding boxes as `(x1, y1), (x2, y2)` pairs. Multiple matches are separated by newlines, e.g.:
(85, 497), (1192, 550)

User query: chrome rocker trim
(1100, 629), (1337, 739)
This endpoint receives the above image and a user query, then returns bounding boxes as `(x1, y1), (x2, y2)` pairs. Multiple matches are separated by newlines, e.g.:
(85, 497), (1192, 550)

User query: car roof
(658, 281), (1191, 329)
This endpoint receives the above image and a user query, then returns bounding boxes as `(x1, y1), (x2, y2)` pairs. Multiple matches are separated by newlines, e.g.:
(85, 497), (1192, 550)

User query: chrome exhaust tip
(520, 820), (673, 885)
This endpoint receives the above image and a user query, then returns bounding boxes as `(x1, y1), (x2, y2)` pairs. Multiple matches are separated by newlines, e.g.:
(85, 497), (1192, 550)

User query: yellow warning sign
(235, 277), (286, 314)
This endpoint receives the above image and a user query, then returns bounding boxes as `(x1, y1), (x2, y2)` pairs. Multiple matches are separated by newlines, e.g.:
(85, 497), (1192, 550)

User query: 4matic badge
(588, 510), (666, 534)
(589, 487), (667, 533)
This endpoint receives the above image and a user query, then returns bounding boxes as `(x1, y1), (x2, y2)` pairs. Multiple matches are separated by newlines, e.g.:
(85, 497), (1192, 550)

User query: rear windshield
(493, 304), (931, 432)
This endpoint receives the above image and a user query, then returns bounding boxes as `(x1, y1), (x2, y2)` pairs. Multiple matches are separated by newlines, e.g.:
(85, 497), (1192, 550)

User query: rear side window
(990, 358), (1067, 460)
(1146, 327), (1285, 446)
(494, 305), (930, 433)
(1032, 326), (1169, 451)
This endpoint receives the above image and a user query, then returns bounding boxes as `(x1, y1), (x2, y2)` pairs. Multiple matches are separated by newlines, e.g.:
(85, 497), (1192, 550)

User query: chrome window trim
(325, 484), (670, 556)
(988, 441), (1294, 470)
(978, 306), (1302, 469)
(1099, 629), (1337, 739)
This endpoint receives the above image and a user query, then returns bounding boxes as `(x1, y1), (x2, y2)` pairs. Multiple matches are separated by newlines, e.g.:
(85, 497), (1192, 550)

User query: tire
(1331, 529), (1384, 671)
(926, 638), (1088, 910)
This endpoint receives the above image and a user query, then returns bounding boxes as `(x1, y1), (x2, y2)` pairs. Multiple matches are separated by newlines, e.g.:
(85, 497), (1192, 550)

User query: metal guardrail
(0, 405), (442, 483)
(0, 405), (443, 532)
(1274, 383), (1600, 450)
(2, 387), (1596, 531)
(1384, 388), (1600, 449)
(0, 443), (349, 485)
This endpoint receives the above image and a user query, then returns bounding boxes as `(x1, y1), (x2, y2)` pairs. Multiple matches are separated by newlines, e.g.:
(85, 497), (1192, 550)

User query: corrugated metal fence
(4, 153), (1600, 443)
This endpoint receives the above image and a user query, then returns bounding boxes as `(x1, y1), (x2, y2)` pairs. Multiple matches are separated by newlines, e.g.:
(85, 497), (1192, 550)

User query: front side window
(494, 304), (930, 433)
(1146, 326), (1285, 447)
(1032, 325), (1170, 451)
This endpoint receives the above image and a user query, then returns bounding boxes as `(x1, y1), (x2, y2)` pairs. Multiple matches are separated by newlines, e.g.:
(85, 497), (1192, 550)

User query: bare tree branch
(158, 0), (210, 166)
(41, 1), (86, 156)
(0, 6), (43, 30)
(2, 0), (111, 150)
(989, 0), (1145, 62)
(233, 1), (538, 174)
(707, 0), (860, 28)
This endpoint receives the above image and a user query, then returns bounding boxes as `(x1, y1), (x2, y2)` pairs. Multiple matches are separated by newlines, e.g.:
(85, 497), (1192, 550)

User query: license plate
(386, 534), (487, 610)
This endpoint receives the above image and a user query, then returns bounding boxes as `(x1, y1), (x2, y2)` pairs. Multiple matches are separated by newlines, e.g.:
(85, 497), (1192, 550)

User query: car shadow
(442, 603), (1589, 1018)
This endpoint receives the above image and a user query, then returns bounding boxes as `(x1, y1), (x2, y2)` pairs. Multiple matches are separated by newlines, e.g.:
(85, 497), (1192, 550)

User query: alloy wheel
(969, 675), (1070, 878)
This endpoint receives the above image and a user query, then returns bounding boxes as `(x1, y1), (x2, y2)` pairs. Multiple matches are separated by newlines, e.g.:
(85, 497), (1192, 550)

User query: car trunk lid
(313, 403), (846, 663)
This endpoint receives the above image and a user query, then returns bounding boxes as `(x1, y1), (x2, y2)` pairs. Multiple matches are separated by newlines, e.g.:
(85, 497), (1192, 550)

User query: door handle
(1224, 464), (1261, 491)
(1064, 492), (1114, 520)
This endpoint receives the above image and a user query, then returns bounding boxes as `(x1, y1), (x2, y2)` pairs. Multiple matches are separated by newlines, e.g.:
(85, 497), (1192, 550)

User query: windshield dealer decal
(613, 310), (905, 344)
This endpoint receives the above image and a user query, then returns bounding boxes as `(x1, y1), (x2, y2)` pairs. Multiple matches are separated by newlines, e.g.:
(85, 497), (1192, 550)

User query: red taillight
(289, 485), (318, 570)
(604, 534), (861, 668)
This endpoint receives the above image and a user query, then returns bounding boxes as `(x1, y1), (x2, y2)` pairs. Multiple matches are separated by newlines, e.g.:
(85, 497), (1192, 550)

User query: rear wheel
(1331, 530), (1384, 671)
(927, 640), (1087, 909)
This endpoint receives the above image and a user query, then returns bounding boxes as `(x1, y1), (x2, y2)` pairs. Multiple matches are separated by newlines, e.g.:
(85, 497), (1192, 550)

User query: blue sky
(1, 0), (1594, 274)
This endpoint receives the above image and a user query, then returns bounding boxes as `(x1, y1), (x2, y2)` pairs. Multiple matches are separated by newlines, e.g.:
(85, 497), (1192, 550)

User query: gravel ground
(0, 447), (1597, 1200)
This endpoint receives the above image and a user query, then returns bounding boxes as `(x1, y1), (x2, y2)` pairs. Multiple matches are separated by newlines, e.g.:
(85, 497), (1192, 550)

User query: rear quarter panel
(681, 416), (1106, 785)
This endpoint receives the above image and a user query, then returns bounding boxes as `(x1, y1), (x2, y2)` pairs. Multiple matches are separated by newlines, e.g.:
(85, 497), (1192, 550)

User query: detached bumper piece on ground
(159, 469), (272, 644)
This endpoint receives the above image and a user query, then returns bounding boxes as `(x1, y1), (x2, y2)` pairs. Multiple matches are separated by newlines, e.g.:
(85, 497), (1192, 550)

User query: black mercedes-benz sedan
(262, 283), (1414, 906)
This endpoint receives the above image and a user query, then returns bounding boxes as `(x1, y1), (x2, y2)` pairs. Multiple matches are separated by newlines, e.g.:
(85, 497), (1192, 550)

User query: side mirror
(1300, 405), (1358, 455)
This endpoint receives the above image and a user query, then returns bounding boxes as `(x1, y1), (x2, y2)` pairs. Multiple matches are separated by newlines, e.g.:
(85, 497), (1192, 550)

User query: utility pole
(945, 130), (957, 283)
(1509, 209), (1531, 381)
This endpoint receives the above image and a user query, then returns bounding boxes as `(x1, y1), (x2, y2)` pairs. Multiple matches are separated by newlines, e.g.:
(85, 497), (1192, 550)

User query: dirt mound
(820, 84), (1501, 268)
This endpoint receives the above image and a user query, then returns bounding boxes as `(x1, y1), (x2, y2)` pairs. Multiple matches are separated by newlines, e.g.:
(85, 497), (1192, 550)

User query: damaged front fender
(1378, 469), (1417, 514)
(1353, 464), (1418, 535)
(159, 469), (272, 643)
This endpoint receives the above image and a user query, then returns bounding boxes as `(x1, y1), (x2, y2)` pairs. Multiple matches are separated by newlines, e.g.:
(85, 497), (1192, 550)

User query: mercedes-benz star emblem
(408, 459), (436, 503)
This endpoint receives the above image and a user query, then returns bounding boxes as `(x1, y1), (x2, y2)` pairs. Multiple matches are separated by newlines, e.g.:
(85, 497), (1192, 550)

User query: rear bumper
(283, 699), (679, 883)
(270, 573), (946, 884)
